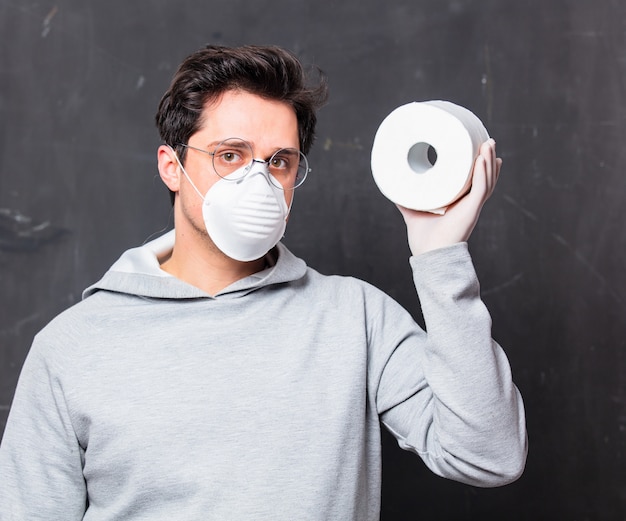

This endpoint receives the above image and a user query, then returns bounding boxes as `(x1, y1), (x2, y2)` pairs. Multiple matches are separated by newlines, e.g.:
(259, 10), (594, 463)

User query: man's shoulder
(299, 265), (395, 308)
(33, 290), (132, 349)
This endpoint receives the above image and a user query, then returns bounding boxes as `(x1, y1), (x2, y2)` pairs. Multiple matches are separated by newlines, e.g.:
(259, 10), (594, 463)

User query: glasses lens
(212, 139), (253, 179)
(268, 148), (309, 190)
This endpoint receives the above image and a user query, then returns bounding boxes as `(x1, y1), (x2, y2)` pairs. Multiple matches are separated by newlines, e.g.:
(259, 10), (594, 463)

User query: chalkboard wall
(1, 1), (624, 519)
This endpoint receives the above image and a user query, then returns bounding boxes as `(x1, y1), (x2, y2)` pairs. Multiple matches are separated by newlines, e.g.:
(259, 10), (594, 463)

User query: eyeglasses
(177, 138), (310, 191)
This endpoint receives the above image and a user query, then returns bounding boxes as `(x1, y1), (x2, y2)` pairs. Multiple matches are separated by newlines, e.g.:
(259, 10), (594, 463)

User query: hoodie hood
(83, 230), (307, 300)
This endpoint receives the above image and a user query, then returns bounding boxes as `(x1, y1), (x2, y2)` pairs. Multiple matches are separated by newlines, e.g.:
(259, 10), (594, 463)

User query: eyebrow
(203, 139), (248, 149)
(204, 140), (238, 149)
(205, 139), (299, 154)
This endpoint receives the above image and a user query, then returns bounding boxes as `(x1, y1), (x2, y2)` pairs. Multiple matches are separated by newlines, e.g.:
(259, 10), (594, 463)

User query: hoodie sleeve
(375, 242), (527, 487)
(0, 335), (87, 520)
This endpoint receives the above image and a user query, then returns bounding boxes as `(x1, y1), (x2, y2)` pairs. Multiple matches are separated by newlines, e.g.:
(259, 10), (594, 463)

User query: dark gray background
(1, 1), (624, 519)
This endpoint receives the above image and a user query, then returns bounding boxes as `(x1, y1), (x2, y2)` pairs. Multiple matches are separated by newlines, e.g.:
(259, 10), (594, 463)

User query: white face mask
(173, 149), (290, 262)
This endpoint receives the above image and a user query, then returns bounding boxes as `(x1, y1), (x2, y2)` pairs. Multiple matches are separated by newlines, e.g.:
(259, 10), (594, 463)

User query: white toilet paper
(370, 100), (489, 213)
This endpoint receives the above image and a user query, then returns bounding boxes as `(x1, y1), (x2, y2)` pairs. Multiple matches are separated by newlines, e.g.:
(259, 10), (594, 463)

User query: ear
(157, 144), (181, 193)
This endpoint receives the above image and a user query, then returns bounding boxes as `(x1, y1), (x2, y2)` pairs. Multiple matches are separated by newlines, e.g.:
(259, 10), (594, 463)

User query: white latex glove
(397, 138), (502, 256)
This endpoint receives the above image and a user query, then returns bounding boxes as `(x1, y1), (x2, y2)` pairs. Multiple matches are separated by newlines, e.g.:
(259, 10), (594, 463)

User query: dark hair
(155, 45), (328, 203)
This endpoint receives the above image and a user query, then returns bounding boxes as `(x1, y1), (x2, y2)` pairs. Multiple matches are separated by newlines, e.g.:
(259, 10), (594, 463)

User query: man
(0, 45), (527, 520)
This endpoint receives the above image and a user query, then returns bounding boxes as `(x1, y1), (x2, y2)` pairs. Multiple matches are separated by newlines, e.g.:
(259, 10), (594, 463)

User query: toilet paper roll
(370, 100), (489, 213)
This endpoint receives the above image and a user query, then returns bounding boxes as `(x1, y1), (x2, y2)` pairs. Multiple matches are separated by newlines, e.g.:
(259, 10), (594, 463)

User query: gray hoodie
(0, 231), (527, 520)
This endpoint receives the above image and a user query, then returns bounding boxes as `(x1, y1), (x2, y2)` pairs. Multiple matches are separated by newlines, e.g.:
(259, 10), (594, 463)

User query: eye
(270, 156), (290, 170)
(219, 150), (242, 163)
(270, 149), (301, 173)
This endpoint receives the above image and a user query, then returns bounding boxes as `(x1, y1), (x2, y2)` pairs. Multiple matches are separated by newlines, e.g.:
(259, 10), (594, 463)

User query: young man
(0, 45), (527, 520)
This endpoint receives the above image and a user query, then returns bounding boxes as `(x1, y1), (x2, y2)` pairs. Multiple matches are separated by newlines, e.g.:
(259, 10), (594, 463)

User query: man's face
(179, 89), (301, 213)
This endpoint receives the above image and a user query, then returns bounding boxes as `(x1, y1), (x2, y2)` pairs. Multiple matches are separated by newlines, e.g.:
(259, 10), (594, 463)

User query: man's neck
(159, 226), (266, 296)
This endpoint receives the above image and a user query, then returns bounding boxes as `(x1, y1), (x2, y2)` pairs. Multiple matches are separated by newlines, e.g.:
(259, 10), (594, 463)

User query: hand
(397, 138), (502, 256)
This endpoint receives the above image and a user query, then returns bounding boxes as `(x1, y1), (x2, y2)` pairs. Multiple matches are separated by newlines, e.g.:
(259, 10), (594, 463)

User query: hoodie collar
(83, 230), (307, 300)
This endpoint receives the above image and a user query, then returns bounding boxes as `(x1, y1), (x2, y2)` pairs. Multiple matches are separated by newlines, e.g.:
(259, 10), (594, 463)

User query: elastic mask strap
(169, 146), (205, 201)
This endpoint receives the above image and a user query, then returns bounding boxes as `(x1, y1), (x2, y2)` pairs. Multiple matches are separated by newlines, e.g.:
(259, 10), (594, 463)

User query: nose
(239, 158), (272, 184)
(248, 158), (272, 174)
(250, 158), (270, 168)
